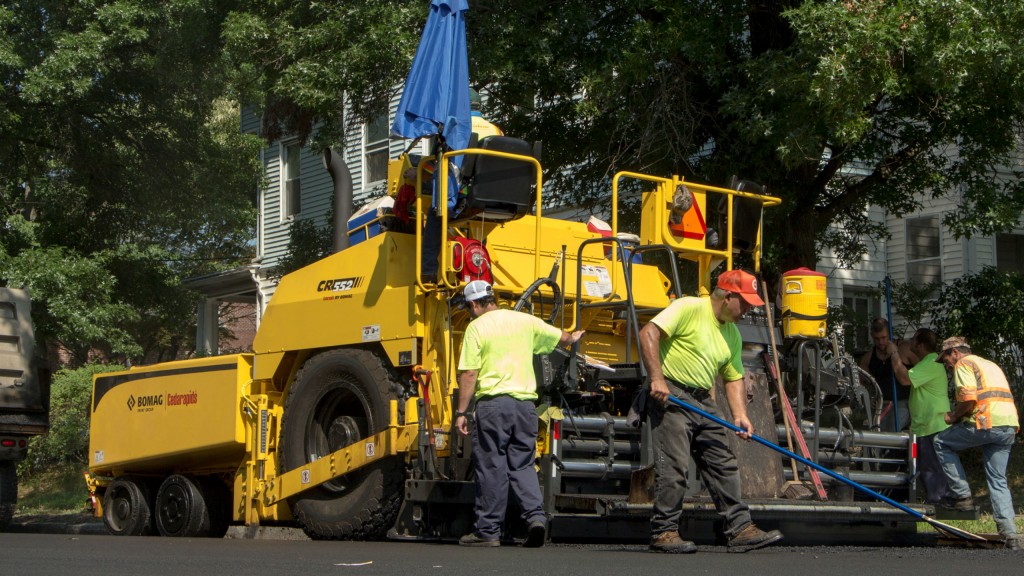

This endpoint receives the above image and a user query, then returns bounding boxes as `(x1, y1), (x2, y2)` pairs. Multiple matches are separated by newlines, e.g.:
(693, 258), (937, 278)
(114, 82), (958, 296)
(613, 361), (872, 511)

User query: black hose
(514, 277), (562, 325)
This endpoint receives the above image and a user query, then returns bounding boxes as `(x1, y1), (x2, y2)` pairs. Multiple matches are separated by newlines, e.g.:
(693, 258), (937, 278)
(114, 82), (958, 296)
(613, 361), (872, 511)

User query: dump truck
(0, 288), (50, 531)
(85, 139), (927, 543)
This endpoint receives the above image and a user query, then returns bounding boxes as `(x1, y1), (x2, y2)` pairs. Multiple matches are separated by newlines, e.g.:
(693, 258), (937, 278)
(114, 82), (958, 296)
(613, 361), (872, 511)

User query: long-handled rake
(666, 395), (987, 542)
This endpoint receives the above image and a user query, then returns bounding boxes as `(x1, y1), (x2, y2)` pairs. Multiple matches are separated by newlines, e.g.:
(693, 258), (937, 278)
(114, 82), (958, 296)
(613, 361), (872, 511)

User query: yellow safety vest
(954, 355), (1019, 431)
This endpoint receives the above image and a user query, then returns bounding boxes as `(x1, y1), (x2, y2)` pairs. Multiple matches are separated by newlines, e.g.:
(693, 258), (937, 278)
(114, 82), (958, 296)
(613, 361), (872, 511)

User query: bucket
(781, 267), (827, 338)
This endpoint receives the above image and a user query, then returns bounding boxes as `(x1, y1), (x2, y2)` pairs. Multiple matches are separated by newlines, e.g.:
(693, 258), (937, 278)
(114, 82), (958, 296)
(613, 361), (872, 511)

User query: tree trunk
(771, 207), (819, 273)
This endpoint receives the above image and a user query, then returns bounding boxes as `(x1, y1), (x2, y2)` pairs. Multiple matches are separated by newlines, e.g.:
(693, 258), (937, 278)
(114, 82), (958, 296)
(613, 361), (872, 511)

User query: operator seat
(729, 179), (765, 252)
(457, 136), (538, 220)
(706, 177), (765, 252)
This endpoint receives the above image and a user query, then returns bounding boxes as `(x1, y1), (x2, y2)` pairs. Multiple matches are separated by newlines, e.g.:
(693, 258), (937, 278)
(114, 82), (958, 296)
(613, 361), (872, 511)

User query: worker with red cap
(639, 269), (783, 553)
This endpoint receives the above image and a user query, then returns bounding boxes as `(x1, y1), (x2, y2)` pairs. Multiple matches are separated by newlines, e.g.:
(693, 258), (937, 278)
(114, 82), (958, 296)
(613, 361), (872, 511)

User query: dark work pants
(650, 382), (751, 537)
(471, 395), (545, 539)
(917, 432), (950, 504)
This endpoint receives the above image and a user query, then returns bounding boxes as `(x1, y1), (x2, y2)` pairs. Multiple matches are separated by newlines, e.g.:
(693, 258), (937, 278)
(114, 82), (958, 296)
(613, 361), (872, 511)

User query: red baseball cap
(717, 270), (765, 306)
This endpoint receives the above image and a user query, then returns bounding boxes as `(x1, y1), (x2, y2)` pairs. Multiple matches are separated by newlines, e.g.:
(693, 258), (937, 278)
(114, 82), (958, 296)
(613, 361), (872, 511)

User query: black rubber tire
(103, 477), (154, 536)
(279, 348), (404, 540)
(197, 476), (232, 538)
(155, 474), (211, 537)
(0, 461), (16, 531)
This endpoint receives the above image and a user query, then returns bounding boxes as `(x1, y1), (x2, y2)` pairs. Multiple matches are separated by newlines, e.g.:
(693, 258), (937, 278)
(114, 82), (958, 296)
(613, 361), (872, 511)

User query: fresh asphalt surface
(2, 529), (1022, 575)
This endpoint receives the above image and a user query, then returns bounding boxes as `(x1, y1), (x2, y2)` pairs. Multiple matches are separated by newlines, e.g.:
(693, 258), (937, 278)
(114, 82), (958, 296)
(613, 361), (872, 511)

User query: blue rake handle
(665, 395), (985, 541)
(885, 275), (900, 432)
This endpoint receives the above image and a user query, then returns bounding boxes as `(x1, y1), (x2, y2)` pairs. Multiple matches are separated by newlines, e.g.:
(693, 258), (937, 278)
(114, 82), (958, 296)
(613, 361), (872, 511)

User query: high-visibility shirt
(458, 309), (562, 401)
(953, 354), (1019, 431)
(649, 296), (744, 390)
(907, 352), (950, 437)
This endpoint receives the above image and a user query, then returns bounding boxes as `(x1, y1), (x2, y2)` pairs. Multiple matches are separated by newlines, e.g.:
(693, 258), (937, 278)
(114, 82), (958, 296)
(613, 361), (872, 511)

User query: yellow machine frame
(87, 141), (780, 531)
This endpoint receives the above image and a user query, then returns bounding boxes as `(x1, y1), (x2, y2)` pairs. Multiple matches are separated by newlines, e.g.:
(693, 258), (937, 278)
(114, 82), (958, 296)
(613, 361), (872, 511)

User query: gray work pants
(935, 423), (1017, 537)
(471, 395), (545, 539)
(650, 381), (751, 537)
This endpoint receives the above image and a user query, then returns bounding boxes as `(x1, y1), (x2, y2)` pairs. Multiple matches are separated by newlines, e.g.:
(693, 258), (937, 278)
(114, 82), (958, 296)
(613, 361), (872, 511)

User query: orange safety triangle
(668, 200), (706, 240)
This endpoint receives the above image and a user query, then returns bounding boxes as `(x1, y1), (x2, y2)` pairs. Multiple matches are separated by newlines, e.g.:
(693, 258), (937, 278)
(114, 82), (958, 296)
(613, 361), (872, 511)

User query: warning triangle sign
(668, 200), (706, 240)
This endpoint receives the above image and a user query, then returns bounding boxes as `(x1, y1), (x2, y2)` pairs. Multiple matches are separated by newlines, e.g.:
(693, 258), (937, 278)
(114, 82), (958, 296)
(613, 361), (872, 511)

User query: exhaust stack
(322, 147), (353, 253)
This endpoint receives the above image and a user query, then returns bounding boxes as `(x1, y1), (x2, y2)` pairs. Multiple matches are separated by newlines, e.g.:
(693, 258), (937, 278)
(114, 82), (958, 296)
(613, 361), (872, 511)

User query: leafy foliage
(270, 215), (334, 281)
(934, 268), (1024, 390)
(221, 1), (422, 148)
(19, 364), (126, 475)
(5, 0), (1024, 365)
(1, 1), (262, 363)
(884, 279), (940, 339)
(223, 1), (1024, 275)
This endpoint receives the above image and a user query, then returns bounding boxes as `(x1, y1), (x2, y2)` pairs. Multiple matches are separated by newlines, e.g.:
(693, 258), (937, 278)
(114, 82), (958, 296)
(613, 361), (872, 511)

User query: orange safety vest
(954, 355), (1019, 431)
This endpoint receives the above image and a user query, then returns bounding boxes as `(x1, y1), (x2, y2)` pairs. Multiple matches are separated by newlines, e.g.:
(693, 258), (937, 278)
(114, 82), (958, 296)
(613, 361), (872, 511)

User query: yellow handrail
(414, 148), (544, 293)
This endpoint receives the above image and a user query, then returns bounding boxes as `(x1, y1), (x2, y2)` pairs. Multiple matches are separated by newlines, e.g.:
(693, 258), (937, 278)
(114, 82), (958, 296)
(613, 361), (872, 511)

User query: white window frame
(363, 111), (390, 189)
(280, 141), (302, 221)
(842, 286), (881, 353)
(904, 215), (942, 288)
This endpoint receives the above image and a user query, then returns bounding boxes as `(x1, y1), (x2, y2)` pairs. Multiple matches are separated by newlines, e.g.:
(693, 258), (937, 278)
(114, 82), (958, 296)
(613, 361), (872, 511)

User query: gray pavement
(1, 531), (1023, 576)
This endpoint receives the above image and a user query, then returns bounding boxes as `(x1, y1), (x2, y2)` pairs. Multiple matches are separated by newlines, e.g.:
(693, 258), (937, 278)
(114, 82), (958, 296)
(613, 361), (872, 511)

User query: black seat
(706, 177), (765, 252)
(729, 179), (765, 252)
(458, 136), (536, 220)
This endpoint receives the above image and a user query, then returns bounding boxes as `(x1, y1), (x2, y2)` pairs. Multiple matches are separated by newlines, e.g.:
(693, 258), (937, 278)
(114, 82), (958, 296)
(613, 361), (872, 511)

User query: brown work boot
(649, 531), (698, 554)
(939, 496), (975, 512)
(727, 523), (784, 553)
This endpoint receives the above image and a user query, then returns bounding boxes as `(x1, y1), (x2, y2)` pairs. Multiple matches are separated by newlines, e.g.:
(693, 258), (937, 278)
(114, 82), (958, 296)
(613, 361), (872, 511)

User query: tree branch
(817, 142), (924, 223)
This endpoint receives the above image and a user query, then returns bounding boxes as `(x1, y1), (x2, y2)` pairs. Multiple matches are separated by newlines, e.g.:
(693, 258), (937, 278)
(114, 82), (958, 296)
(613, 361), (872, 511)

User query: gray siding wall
(816, 205), (889, 306)
(248, 91), (411, 311)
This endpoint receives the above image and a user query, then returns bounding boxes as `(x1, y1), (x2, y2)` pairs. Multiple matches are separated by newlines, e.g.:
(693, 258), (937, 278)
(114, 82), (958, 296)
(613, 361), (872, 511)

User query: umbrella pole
(665, 395), (987, 542)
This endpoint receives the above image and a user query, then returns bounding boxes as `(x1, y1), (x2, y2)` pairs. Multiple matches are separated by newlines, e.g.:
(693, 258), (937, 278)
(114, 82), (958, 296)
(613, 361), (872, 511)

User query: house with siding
(817, 178), (1024, 353)
(241, 96), (428, 326)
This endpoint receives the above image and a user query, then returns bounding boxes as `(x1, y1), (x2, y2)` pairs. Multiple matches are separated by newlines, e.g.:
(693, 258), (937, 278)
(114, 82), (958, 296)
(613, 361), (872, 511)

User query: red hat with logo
(717, 270), (765, 306)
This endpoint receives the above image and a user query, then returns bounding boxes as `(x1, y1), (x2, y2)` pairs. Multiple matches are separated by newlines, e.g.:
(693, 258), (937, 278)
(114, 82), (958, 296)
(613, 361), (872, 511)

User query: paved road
(2, 532), (1022, 576)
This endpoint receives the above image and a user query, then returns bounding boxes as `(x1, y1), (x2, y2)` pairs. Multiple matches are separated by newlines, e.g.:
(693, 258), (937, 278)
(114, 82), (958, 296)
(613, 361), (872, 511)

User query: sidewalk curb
(5, 519), (308, 539)
(6, 521), (107, 536)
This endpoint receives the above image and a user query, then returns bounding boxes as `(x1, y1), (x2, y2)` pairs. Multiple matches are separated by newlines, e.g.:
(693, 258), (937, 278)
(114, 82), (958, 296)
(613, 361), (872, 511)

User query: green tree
(225, 0), (1024, 275)
(934, 268), (1024, 391)
(271, 215), (334, 280)
(20, 363), (126, 475)
(885, 279), (940, 339)
(221, 1), (422, 149)
(1, 1), (262, 363)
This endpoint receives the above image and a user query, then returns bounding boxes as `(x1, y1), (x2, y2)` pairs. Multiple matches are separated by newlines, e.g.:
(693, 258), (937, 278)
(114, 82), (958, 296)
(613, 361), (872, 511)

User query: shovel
(665, 395), (987, 542)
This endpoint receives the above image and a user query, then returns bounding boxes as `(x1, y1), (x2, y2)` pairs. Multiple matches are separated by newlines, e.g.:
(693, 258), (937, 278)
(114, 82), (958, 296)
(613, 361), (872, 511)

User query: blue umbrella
(391, 0), (471, 211)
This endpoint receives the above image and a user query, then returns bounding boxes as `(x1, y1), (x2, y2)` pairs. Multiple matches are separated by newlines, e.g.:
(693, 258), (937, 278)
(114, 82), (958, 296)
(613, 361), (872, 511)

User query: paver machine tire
(278, 348), (404, 540)
(198, 476), (232, 538)
(155, 474), (212, 537)
(103, 476), (155, 536)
